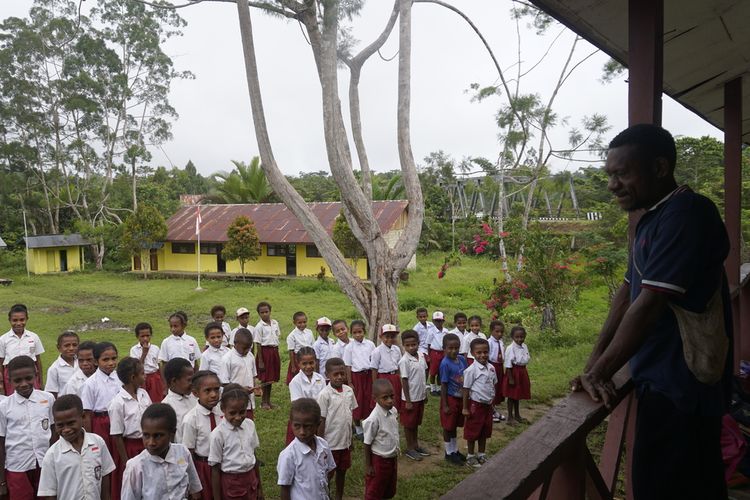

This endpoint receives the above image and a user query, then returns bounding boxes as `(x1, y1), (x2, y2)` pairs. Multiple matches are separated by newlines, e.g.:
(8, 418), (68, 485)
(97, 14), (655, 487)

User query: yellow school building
(25, 234), (89, 274)
(132, 201), (415, 279)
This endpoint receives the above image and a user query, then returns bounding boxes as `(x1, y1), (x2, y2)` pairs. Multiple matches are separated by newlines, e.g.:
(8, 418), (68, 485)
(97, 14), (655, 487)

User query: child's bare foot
(506, 417), (517, 426)
(518, 417), (530, 424)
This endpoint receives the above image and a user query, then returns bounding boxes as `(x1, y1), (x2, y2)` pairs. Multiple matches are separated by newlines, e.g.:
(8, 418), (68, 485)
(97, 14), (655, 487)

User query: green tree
(120, 205), (168, 279)
(210, 157), (274, 203)
(221, 216), (261, 281)
(333, 211), (366, 271)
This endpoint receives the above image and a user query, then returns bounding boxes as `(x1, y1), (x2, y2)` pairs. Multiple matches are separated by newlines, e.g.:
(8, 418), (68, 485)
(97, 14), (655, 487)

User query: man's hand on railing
(571, 371), (617, 409)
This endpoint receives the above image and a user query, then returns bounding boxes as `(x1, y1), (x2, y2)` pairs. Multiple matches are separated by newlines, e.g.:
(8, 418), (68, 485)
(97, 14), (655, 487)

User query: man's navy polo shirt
(626, 186), (732, 416)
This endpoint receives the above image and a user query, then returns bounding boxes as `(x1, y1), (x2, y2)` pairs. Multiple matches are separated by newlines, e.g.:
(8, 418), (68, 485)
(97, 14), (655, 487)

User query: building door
(149, 249), (159, 271)
(59, 250), (68, 272)
(217, 244), (226, 272)
(133, 254), (142, 270)
(286, 245), (296, 276)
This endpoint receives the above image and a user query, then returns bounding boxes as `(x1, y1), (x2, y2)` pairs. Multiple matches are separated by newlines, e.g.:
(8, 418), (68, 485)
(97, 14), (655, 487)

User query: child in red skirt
(363, 379), (400, 500)
(439, 333), (468, 465)
(488, 320), (506, 422)
(109, 357), (152, 500)
(343, 320), (375, 438)
(427, 311), (448, 396)
(370, 324), (403, 410)
(182, 370), (223, 500)
(286, 311), (314, 383)
(253, 301), (280, 410)
(502, 326), (531, 425)
(462, 338), (497, 468)
(44, 331), (79, 398)
(81, 342), (121, 456)
(317, 357), (357, 500)
(398, 330), (430, 462)
(0, 355), (53, 499)
(286, 347), (325, 444)
(209, 384), (263, 500)
(130, 322), (164, 403)
(0, 304), (45, 394)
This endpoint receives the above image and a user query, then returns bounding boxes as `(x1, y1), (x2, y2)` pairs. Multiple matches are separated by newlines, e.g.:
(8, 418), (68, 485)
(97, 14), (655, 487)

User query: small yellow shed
(25, 234), (89, 274)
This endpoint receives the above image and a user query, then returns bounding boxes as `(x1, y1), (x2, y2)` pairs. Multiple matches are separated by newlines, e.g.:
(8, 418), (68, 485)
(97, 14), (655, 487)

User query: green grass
(0, 252), (611, 498)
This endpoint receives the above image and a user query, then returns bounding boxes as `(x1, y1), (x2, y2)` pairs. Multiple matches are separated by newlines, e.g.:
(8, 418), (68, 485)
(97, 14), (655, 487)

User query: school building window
(171, 242), (195, 254)
(200, 243), (220, 255)
(306, 245), (322, 258)
(266, 244), (288, 256)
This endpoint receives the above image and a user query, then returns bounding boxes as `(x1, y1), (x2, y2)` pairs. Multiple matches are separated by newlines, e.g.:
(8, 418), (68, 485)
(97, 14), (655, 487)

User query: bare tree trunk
(540, 304), (557, 331)
(132, 157), (138, 212)
(556, 190), (565, 217)
(568, 175), (579, 217)
(543, 190), (552, 217)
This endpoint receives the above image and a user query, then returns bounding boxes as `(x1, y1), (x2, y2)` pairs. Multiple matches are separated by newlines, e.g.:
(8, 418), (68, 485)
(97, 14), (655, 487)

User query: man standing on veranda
(574, 124), (732, 499)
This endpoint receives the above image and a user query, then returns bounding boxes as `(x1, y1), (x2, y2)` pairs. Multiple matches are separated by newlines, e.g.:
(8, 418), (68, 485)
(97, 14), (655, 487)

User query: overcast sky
(3, 0), (722, 178)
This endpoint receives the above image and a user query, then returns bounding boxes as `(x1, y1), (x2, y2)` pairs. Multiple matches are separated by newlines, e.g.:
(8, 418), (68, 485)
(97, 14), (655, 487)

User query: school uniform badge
(41, 418), (49, 430)
(95, 466), (101, 480)
(189, 353), (195, 361)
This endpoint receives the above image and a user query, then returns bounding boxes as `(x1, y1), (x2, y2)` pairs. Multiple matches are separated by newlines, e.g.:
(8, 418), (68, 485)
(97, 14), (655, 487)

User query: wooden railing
(442, 366), (635, 500)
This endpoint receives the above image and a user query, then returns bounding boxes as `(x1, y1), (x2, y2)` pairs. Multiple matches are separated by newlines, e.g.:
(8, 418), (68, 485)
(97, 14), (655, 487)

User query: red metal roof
(167, 201), (409, 244)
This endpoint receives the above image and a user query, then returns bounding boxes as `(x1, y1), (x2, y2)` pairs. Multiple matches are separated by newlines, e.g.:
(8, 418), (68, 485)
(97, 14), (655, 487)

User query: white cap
(236, 307), (250, 317)
(381, 324), (399, 334)
(432, 311), (445, 320)
(316, 317), (332, 327)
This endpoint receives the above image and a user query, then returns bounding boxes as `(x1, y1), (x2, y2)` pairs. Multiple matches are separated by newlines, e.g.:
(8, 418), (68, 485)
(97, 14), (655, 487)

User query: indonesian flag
(195, 206), (202, 236)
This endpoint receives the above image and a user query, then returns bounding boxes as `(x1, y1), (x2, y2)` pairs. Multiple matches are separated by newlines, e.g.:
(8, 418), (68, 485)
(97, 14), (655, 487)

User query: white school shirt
(463, 361), (498, 404)
(289, 371), (326, 401)
(277, 436), (336, 500)
(343, 338), (376, 372)
(208, 418), (259, 473)
(451, 328), (468, 354)
(369, 343), (401, 373)
(412, 321), (434, 354)
(60, 368), (89, 397)
(462, 331), (487, 360)
(201, 345), (229, 375)
(44, 355), (78, 394)
(332, 339), (349, 360)
(229, 325), (254, 347)
(286, 328), (314, 353)
(316, 384), (357, 451)
(504, 342), (531, 368)
(0, 390), (55, 471)
(121, 443), (202, 500)
(221, 321), (232, 346)
(253, 319), (281, 346)
(488, 337), (504, 364)
(181, 404), (223, 459)
(427, 326), (448, 351)
(362, 403), (399, 458)
(37, 430), (116, 500)
(108, 388), (152, 439)
(218, 349), (257, 410)
(0, 329), (45, 364)
(398, 352), (427, 402)
(158, 333), (202, 367)
(162, 390), (198, 442)
(312, 336), (336, 377)
(80, 369), (122, 412)
(129, 344), (160, 374)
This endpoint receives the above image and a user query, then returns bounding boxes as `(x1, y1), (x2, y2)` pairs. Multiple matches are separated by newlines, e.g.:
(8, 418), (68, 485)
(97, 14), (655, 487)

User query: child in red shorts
(488, 320), (506, 422)
(317, 357), (357, 500)
(343, 320), (375, 438)
(427, 311), (448, 396)
(363, 379), (399, 500)
(462, 338), (497, 468)
(370, 325), (402, 410)
(253, 301), (280, 410)
(439, 333), (468, 465)
(398, 330), (430, 462)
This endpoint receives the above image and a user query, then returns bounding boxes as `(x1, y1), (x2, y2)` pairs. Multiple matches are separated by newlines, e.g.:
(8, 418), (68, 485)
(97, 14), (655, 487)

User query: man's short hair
(608, 124), (676, 169)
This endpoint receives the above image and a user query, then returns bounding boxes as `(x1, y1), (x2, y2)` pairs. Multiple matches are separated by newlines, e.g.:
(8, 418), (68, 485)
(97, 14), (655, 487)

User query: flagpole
(22, 209), (30, 278)
(195, 206), (203, 291)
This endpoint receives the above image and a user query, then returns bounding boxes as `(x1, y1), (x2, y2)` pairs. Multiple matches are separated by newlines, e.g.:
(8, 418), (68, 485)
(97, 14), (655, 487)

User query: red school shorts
(256, 346), (280, 383)
(428, 349), (444, 377)
(463, 401), (493, 441)
(192, 454), (213, 500)
(221, 466), (261, 500)
(439, 395), (465, 432)
(365, 454), (397, 500)
(5, 467), (40, 500)
(91, 413), (114, 454)
(400, 400), (425, 430)
(329, 448), (352, 475)
(286, 359), (298, 384)
(144, 371), (164, 403)
(351, 371), (373, 420)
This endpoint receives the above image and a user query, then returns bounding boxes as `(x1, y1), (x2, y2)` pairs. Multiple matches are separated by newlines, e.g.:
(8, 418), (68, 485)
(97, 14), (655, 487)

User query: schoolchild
(398, 330), (430, 462)
(108, 358), (152, 500)
(316, 358), (357, 500)
(208, 384), (263, 500)
(81, 342), (121, 454)
(503, 326), (532, 425)
(158, 312), (202, 374)
(218, 329), (260, 420)
(363, 379), (399, 500)
(277, 398), (335, 500)
(286, 347), (325, 444)
(439, 333), (468, 465)
(462, 338), (497, 468)
(210, 305), (232, 348)
(427, 311), (448, 396)
(286, 311), (314, 383)
(253, 302), (281, 410)
(162, 358), (198, 442)
(450, 312), (469, 358)
(121, 404), (202, 500)
(37, 394), (116, 500)
(0, 356), (55, 499)
(230, 308), (252, 349)
(181, 370), (223, 500)
(412, 308), (433, 357)
(488, 320), (506, 422)
(44, 331), (79, 398)
(462, 316), (487, 365)
(201, 322), (230, 375)
(331, 320), (350, 360)
(0, 304), (45, 394)
(370, 324), (403, 410)
(130, 322), (164, 403)
(312, 317), (336, 378)
(343, 320), (375, 437)
(60, 340), (98, 398)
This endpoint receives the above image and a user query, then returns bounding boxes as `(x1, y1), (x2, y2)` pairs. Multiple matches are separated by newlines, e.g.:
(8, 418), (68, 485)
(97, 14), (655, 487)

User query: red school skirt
(256, 346), (280, 383)
(364, 455), (397, 500)
(144, 372), (164, 403)
(285, 419), (295, 445)
(377, 373), (402, 410)
(463, 401), (493, 441)
(221, 466), (261, 499)
(490, 361), (504, 404)
(351, 371), (373, 420)
(428, 349), (444, 377)
(111, 437), (145, 500)
(330, 448), (352, 475)
(5, 467), (41, 500)
(193, 454), (213, 500)
(502, 364), (531, 400)
(286, 357), (298, 384)
(91, 412), (114, 454)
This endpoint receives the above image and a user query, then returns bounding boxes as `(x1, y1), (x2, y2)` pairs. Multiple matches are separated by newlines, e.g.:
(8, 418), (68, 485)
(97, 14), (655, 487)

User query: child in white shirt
(450, 312), (469, 357)
(412, 307), (433, 356)
(81, 342), (121, 455)
(312, 317), (336, 377)
(44, 331), (79, 398)
(218, 329), (260, 420)
(331, 320), (350, 360)
(208, 384), (263, 500)
(254, 301), (281, 410)
(60, 340), (97, 397)
(343, 320), (375, 436)
(158, 312), (202, 374)
(230, 307), (252, 348)
(286, 311), (314, 383)
(398, 330), (430, 462)
(130, 322), (163, 403)
(462, 338), (497, 468)
(370, 324), (403, 409)
(286, 347), (325, 444)
(0, 304), (45, 395)
(363, 379), (400, 500)
(427, 312), (448, 395)
(162, 358), (198, 442)
(201, 322), (229, 375)
(463, 315), (487, 364)
(209, 305), (232, 347)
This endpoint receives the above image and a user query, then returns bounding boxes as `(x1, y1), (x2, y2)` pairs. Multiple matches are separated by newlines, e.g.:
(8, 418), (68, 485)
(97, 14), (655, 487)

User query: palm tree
(209, 157), (274, 203)
(372, 174), (405, 200)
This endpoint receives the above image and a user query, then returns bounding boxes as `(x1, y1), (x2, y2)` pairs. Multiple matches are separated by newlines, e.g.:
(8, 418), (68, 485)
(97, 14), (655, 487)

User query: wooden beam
(627, 0), (663, 125)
